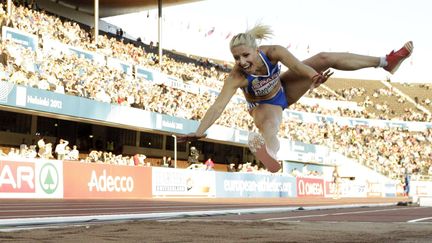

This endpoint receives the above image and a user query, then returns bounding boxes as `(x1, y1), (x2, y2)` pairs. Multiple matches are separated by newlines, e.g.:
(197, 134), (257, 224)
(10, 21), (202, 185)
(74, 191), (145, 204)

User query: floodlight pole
(94, 0), (99, 45)
(7, 0), (11, 16)
(171, 134), (177, 168)
(158, 0), (163, 66)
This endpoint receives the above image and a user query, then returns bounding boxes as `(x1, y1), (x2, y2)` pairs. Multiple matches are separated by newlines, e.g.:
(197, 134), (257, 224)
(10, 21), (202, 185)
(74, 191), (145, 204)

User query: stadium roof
(40, 0), (202, 18)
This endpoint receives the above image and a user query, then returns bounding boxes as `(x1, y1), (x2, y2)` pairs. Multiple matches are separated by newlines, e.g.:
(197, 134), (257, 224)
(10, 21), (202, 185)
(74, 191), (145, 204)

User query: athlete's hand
(309, 69), (334, 93)
(177, 133), (207, 143)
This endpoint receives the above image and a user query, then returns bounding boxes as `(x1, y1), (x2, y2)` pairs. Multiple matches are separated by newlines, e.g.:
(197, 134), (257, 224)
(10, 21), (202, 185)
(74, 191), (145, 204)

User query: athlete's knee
(314, 52), (334, 66)
(259, 118), (280, 135)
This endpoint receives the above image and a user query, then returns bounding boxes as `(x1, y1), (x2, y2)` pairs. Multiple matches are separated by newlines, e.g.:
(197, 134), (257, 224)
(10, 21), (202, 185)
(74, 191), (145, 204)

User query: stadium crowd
(0, 2), (431, 179)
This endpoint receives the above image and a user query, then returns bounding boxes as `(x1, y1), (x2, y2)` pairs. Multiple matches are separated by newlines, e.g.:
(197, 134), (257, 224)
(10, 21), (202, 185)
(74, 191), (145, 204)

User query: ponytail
(230, 24), (273, 49)
(246, 24), (273, 41)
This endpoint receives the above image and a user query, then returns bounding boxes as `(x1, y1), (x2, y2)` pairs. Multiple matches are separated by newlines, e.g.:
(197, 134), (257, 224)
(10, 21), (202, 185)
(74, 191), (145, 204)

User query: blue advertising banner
(42, 38), (105, 65)
(384, 183), (397, 197)
(2, 27), (38, 51)
(283, 161), (324, 175)
(107, 57), (132, 76)
(279, 141), (331, 164)
(135, 66), (154, 82)
(0, 81), (252, 144)
(215, 172), (296, 198)
(69, 47), (94, 60)
(285, 110), (432, 131)
(10, 84), (112, 119)
(153, 113), (198, 134)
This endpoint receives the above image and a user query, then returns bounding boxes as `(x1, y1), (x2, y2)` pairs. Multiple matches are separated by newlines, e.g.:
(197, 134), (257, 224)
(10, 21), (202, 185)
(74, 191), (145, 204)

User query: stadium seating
(0, 2), (430, 180)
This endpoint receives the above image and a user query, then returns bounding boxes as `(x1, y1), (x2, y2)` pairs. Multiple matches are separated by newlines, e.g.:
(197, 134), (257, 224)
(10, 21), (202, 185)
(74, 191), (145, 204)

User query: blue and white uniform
(241, 50), (288, 112)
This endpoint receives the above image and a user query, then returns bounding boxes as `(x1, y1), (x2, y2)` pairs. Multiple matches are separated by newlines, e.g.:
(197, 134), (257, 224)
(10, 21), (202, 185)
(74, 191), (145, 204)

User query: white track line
(0, 203), (396, 229)
(407, 217), (432, 223)
(0, 204), (247, 213)
(261, 206), (419, 221)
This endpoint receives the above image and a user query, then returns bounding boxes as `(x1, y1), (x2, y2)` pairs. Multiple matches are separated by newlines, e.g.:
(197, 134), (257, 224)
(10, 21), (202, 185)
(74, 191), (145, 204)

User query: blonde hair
(229, 24), (273, 50)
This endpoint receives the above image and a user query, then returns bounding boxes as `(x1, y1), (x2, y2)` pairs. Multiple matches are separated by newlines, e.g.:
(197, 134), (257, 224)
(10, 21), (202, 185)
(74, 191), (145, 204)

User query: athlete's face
(231, 45), (259, 74)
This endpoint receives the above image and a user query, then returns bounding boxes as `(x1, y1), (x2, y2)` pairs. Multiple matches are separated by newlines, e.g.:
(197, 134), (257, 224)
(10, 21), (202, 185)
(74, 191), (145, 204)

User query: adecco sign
(63, 161), (151, 199)
(0, 158), (63, 198)
(87, 169), (134, 193)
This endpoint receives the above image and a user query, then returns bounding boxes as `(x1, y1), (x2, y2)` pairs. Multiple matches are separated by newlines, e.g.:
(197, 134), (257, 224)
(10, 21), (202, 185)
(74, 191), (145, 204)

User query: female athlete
(178, 24), (413, 172)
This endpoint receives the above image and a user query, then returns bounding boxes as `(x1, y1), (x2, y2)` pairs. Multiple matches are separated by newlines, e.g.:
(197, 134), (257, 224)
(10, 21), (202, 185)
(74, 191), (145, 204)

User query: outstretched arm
(269, 45), (318, 78)
(178, 71), (242, 142)
(268, 45), (332, 89)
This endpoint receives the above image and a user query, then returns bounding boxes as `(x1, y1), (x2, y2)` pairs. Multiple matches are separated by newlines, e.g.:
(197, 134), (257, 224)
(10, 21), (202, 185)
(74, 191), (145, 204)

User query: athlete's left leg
(250, 104), (283, 160)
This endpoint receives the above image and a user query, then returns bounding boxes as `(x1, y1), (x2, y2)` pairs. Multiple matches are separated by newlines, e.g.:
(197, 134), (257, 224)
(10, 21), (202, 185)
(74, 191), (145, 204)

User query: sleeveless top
(241, 50), (288, 111)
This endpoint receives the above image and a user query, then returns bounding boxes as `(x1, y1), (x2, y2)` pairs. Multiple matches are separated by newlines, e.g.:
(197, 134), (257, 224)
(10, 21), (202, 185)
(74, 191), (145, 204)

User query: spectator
(19, 138), (27, 155)
(332, 166), (341, 199)
(37, 137), (46, 158)
(205, 157), (214, 171)
(87, 150), (100, 163)
(302, 165), (309, 176)
(42, 143), (54, 159)
(188, 146), (199, 164)
(8, 148), (19, 158)
(116, 28), (124, 39)
(227, 163), (236, 172)
(167, 156), (173, 167)
(139, 154), (147, 166)
(404, 169), (411, 197)
(132, 154), (139, 166)
(106, 140), (114, 152)
(54, 138), (69, 160)
(26, 145), (37, 158)
(161, 156), (168, 167)
(68, 145), (79, 160)
(291, 168), (300, 177)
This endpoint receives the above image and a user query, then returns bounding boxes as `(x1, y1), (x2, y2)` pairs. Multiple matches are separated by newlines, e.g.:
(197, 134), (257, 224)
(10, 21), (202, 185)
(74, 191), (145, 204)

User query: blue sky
(104, 0), (431, 83)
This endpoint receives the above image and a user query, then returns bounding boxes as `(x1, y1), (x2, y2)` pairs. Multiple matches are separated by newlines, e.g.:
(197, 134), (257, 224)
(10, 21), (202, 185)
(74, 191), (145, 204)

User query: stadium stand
(392, 82), (432, 113)
(0, 2), (431, 181)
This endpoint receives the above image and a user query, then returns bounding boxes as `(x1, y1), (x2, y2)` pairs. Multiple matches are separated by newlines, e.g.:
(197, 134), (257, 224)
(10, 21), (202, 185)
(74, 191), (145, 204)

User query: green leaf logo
(40, 163), (59, 194)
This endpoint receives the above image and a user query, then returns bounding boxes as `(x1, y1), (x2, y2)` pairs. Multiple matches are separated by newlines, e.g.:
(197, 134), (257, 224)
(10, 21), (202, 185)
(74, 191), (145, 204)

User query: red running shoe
(384, 41), (414, 74)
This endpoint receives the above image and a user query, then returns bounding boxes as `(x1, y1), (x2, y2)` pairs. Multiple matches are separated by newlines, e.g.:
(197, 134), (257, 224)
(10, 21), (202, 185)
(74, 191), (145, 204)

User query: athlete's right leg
(281, 52), (380, 106)
(281, 41), (413, 106)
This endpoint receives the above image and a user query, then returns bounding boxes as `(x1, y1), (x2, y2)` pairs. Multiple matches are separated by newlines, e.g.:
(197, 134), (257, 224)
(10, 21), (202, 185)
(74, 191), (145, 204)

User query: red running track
(0, 197), (424, 223)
